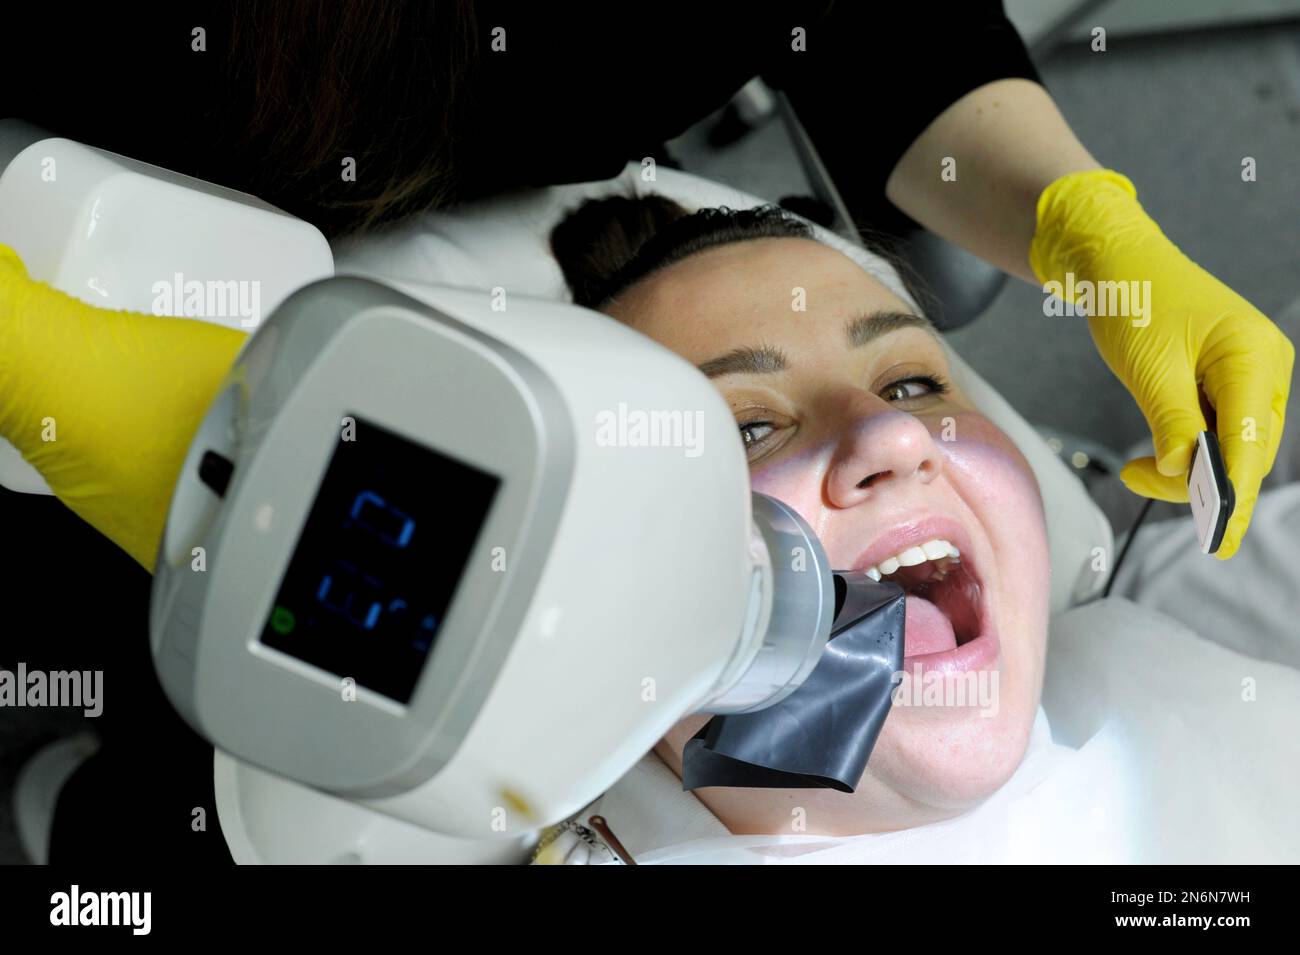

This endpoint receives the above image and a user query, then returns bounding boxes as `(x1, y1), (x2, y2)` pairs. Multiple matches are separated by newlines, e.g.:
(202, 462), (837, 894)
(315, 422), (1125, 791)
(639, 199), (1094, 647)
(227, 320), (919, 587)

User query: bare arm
(884, 78), (1102, 284)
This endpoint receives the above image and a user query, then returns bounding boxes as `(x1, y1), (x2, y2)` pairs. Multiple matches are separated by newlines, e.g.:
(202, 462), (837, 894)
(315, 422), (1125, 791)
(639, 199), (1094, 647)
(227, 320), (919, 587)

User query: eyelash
(738, 374), (951, 452)
(880, 373), (950, 403)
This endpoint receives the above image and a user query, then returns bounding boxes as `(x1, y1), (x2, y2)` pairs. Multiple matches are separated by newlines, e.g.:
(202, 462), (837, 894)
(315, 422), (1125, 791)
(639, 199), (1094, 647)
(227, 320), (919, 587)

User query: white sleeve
(1043, 597), (1300, 862)
(1108, 482), (1300, 670)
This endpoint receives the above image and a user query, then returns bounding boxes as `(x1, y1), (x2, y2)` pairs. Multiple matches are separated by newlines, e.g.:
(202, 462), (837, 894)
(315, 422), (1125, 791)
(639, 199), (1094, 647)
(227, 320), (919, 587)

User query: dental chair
(1, 130), (1113, 863)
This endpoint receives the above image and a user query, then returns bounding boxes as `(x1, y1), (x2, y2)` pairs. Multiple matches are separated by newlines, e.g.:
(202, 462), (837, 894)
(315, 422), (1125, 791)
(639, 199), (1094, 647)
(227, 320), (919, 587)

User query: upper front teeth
(864, 538), (960, 581)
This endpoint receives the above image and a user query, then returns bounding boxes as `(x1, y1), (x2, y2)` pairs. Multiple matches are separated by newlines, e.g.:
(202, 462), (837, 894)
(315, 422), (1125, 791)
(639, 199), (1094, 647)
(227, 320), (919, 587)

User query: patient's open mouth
(853, 525), (995, 667)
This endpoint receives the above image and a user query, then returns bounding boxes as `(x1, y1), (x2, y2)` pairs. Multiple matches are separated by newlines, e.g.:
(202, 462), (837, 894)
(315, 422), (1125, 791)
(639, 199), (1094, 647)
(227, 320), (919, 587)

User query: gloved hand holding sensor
(1188, 430), (1235, 555)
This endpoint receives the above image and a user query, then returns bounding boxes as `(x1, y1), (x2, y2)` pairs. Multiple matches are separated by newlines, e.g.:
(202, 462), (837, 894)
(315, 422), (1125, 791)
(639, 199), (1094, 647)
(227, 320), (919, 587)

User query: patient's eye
(881, 374), (949, 403)
(737, 417), (786, 463)
(735, 375), (949, 463)
(740, 421), (775, 449)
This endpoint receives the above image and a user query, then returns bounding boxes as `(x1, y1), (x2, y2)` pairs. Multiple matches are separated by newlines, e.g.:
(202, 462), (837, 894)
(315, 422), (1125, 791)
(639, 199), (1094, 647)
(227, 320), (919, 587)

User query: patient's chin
(872, 698), (1037, 810)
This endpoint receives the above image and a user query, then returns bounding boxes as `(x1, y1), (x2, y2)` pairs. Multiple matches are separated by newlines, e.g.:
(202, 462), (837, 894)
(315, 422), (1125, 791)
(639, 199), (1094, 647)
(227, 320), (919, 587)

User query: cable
(1102, 496), (1156, 599)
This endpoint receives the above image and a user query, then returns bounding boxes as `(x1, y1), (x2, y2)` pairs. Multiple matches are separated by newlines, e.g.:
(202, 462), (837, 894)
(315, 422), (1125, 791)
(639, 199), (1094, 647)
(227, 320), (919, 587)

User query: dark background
(3, 2), (1300, 863)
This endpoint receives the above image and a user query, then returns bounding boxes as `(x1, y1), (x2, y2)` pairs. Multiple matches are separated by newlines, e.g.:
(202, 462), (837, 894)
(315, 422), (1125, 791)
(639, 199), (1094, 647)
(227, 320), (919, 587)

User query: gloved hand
(0, 244), (249, 570)
(1030, 170), (1294, 560)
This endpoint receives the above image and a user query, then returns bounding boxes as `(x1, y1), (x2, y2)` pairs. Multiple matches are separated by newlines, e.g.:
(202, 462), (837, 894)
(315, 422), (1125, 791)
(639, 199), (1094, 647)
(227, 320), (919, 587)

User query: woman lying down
(532, 195), (1300, 865)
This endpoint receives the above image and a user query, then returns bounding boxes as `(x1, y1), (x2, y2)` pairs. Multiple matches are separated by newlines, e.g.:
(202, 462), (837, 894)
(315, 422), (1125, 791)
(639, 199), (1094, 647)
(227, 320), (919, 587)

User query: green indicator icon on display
(271, 606), (297, 634)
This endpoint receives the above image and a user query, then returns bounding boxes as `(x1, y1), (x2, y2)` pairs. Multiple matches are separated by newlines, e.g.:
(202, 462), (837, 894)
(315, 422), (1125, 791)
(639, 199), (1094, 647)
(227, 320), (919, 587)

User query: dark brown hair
(550, 195), (818, 309)
(227, 0), (480, 238)
(550, 193), (933, 319)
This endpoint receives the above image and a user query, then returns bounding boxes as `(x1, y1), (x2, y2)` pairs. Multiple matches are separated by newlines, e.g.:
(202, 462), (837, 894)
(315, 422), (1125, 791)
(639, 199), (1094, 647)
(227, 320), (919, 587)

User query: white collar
(583, 708), (1069, 864)
(581, 747), (731, 860)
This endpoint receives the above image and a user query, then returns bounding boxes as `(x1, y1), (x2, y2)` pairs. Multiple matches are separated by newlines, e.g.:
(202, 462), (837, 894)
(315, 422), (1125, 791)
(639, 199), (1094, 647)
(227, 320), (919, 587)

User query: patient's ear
(653, 713), (712, 779)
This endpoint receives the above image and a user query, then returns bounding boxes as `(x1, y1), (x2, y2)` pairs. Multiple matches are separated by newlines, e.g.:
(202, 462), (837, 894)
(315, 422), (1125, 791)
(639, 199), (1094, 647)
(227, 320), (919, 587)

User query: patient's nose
(825, 401), (942, 508)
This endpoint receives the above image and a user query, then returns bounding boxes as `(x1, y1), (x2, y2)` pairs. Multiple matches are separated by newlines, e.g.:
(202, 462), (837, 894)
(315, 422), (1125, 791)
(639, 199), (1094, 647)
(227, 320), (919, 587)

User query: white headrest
(334, 163), (1112, 613)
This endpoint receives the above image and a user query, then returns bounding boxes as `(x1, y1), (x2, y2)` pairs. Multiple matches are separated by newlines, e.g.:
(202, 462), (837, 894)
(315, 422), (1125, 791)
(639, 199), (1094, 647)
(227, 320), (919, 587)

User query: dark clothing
(2, 487), (232, 865)
(1, 2), (1038, 236)
(463, 2), (1040, 223)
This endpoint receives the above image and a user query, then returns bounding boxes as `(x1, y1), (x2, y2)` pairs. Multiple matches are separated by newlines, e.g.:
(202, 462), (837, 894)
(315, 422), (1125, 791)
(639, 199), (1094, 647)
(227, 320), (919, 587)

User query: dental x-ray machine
(0, 126), (907, 863)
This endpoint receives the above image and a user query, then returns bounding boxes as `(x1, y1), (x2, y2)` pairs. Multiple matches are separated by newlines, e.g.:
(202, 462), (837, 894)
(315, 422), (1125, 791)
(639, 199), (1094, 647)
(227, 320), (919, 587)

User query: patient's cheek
(932, 413), (1040, 507)
(931, 412), (1049, 579)
(748, 446), (826, 520)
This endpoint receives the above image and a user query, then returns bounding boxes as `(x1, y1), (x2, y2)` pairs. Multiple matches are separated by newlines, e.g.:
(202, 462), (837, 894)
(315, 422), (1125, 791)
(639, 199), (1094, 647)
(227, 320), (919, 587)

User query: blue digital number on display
(347, 489), (415, 548)
(262, 414), (498, 704)
(315, 561), (386, 631)
(308, 490), (421, 635)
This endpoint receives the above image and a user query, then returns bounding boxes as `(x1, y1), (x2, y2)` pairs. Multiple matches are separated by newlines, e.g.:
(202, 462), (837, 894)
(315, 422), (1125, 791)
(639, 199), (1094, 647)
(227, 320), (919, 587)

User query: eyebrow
(696, 310), (934, 379)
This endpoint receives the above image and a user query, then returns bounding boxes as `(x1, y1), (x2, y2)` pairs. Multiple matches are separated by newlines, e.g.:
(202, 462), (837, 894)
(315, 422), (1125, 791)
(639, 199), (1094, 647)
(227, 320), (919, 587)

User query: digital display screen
(260, 414), (500, 704)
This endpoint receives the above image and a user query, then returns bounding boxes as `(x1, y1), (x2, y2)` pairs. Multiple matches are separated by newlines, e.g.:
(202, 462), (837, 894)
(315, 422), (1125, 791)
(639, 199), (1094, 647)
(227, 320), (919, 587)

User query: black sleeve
(762, 0), (1042, 230)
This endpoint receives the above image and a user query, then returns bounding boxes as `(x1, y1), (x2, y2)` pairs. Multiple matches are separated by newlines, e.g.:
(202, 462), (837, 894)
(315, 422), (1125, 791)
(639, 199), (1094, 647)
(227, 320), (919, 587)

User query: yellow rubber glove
(0, 244), (249, 571)
(1030, 170), (1294, 560)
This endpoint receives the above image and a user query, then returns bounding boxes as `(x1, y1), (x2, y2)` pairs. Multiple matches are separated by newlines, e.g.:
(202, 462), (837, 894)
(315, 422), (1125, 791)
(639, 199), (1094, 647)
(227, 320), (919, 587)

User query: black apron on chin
(682, 573), (905, 793)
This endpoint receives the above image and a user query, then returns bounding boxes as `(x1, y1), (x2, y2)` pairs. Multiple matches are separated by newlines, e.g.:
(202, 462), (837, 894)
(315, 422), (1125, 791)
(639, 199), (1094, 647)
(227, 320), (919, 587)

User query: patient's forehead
(605, 237), (917, 344)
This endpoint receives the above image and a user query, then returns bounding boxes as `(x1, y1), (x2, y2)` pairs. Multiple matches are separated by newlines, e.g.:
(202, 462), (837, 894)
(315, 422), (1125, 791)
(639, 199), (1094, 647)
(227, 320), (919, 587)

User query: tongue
(903, 594), (958, 657)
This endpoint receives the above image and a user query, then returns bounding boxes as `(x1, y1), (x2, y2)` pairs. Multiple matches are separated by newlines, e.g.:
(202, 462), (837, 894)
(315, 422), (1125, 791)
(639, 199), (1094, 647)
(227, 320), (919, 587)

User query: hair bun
(549, 194), (689, 308)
